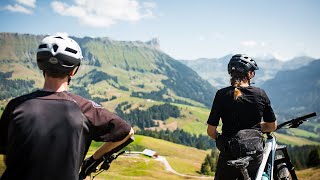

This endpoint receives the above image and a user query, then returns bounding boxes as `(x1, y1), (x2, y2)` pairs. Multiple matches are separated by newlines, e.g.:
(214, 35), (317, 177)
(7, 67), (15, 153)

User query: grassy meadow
(88, 135), (210, 176)
(0, 135), (319, 179)
(0, 135), (212, 179)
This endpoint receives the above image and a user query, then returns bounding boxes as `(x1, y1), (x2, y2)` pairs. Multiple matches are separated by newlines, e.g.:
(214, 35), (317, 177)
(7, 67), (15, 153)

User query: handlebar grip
(277, 112), (317, 130)
(295, 112), (317, 120)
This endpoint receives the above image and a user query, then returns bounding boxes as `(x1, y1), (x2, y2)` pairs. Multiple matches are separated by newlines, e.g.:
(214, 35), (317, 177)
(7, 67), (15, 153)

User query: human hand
(79, 156), (102, 179)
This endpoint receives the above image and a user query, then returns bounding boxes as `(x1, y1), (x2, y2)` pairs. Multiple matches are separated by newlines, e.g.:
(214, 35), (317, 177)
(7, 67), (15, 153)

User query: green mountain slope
(0, 33), (217, 108)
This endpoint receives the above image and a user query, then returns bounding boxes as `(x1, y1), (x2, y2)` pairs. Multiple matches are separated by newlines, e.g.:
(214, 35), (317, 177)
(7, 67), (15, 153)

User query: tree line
(287, 145), (320, 169)
(115, 102), (180, 129)
(0, 71), (35, 100)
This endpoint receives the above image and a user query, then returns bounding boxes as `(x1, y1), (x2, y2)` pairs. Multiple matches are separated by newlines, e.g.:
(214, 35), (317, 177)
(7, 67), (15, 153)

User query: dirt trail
(155, 155), (212, 179)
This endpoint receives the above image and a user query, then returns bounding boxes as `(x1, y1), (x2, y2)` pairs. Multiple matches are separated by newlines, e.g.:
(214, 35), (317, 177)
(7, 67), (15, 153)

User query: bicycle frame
(230, 112), (317, 180)
(256, 112), (317, 180)
(255, 134), (276, 180)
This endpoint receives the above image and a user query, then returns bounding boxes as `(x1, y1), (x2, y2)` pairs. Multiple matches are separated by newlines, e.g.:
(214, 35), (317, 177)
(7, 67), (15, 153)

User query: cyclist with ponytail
(207, 54), (277, 179)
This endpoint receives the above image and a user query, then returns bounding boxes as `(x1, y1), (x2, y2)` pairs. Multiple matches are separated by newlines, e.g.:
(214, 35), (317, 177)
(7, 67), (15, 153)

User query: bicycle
(79, 136), (134, 180)
(228, 112), (317, 180)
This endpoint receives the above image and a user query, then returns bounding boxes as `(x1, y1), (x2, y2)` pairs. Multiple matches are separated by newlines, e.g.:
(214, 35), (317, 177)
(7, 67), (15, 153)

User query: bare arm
(260, 121), (277, 133)
(93, 127), (134, 159)
(207, 125), (219, 141)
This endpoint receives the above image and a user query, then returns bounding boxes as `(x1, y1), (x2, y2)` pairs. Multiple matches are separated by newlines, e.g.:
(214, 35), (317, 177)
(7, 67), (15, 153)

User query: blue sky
(0, 0), (319, 60)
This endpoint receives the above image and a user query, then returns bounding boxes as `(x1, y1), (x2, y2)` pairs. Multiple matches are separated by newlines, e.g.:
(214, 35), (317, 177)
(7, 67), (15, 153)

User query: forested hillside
(262, 60), (320, 115)
(0, 33), (216, 108)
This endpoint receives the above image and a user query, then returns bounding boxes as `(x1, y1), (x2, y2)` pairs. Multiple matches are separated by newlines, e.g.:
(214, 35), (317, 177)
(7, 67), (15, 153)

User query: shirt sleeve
(0, 100), (15, 154)
(207, 90), (222, 126)
(262, 90), (276, 122)
(80, 99), (132, 142)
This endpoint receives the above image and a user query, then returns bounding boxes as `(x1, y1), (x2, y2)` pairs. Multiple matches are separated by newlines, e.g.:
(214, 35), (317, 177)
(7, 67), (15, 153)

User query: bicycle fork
(275, 145), (298, 180)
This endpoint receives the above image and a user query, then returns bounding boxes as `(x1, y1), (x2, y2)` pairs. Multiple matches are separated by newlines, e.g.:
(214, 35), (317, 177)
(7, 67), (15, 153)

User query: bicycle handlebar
(79, 136), (134, 180)
(276, 112), (317, 130)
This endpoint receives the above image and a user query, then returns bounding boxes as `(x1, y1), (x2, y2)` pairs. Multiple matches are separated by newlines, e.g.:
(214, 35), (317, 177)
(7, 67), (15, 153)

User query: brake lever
(99, 150), (127, 170)
(289, 119), (308, 128)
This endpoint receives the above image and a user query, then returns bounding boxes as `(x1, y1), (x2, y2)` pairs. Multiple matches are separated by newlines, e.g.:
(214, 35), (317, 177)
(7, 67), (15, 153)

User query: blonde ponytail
(233, 80), (242, 100)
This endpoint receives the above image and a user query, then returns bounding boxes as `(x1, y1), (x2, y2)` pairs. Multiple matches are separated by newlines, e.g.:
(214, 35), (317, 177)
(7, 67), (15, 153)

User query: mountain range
(262, 60), (320, 116)
(180, 55), (316, 88)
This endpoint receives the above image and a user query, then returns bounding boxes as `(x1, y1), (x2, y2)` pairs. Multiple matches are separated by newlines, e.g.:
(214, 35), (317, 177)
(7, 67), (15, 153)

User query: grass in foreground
(0, 135), (319, 179)
(89, 135), (209, 176)
(296, 167), (320, 180)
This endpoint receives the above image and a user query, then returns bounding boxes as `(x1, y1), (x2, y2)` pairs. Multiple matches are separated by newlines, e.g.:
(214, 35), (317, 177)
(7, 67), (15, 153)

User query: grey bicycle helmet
(228, 54), (259, 74)
(37, 35), (83, 75)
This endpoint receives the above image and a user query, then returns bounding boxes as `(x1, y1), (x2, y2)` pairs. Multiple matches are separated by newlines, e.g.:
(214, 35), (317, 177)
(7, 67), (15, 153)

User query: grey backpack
(229, 129), (264, 158)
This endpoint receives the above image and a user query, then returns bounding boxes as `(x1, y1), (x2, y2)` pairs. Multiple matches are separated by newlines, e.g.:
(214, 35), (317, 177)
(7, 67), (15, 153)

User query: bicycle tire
(276, 163), (292, 180)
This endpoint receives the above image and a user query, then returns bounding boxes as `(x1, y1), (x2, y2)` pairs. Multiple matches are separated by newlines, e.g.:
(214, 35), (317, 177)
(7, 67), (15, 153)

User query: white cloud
(271, 52), (291, 61)
(4, 4), (33, 14)
(51, 0), (156, 27)
(143, 1), (156, 9)
(3, 0), (36, 14)
(241, 41), (257, 47)
(17, 0), (36, 8)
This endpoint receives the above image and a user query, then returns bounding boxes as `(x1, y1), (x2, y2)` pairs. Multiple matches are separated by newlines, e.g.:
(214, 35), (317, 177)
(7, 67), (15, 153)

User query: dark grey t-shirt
(0, 90), (131, 180)
(207, 86), (276, 137)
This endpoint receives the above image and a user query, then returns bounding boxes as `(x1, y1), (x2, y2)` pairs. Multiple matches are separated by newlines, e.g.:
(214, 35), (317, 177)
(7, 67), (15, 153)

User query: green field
(0, 135), (212, 179)
(88, 135), (210, 176)
(275, 133), (320, 146)
(1, 135), (319, 179)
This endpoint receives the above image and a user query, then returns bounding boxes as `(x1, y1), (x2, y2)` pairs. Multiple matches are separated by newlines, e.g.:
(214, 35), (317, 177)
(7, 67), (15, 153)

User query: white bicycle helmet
(228, 54), (259, 74)
(37, 35), (83, 75)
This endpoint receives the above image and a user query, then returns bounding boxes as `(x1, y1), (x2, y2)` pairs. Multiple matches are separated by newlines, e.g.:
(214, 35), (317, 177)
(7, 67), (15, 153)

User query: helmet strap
(68, 76), (71, 85)
(73, 65), (80, 76)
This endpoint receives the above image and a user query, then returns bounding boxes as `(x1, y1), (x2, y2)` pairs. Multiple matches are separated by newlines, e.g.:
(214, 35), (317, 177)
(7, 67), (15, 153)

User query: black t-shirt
(0, 90), (131, 180)
(207, 86), (276, 137)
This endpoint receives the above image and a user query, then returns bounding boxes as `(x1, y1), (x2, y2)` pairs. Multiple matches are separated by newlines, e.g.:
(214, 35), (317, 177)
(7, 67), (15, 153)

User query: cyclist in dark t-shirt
(207, 54), (277, 179)
(0, 35), (134, 180)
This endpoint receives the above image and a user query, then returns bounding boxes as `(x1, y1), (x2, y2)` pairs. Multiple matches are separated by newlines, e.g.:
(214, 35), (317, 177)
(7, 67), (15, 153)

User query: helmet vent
(54, 36), (63, 39)
(38, 44), (47, 49)
(240, 60), (248, 64)
(53, 44), (59, 52)
(65, 47), (77, 54)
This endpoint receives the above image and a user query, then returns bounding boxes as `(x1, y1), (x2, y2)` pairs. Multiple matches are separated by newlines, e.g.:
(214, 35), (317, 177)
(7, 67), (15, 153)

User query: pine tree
(200, 155), (211, 175)
(200, 149), (217, 176)
(307, 148), (320, 167)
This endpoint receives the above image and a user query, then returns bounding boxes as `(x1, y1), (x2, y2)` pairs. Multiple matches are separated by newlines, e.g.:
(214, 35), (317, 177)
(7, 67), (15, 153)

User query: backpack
(229, 129), (264, 159)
